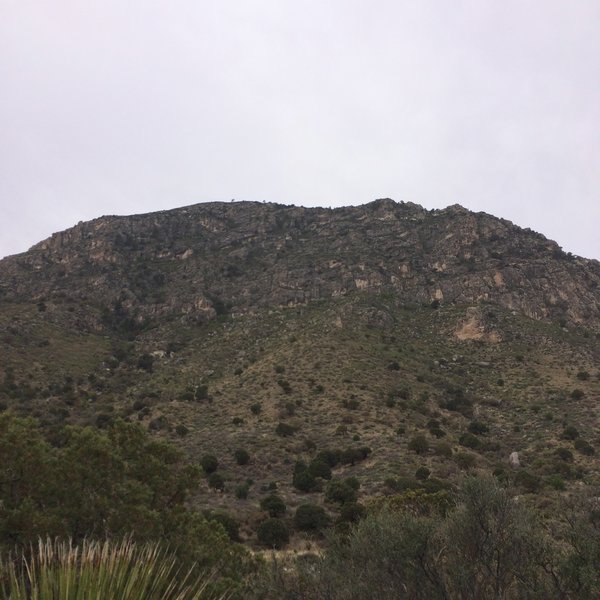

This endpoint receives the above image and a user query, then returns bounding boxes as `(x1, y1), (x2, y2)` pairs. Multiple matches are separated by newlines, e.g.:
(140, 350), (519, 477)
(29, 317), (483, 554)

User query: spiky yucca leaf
(0, 538), (224, 600)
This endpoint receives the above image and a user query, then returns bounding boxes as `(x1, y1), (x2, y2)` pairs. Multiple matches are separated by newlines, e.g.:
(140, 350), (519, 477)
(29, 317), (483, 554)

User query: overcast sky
(1, 1), (599, 260)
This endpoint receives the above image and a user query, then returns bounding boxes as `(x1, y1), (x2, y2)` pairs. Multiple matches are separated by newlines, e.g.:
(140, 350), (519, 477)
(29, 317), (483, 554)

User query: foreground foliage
(0, 538), (220, 600)
(0, 413), (255, 596)
(256, 477), (600, 599)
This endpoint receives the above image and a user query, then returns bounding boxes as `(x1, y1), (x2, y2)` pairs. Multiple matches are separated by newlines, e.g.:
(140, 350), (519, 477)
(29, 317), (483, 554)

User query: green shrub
(339, 502), (367, 523)
(275, 422), (296, 437)
(316, 449), (341, 468)
(201, 454), (219, 474)
(325, 479), (358, 505)
(235, 484), (249, 499)
(204, 510), (241, 542)
(468, 421), (489, 435)
(415, 466), (431, 481)
(555, 447), (574, 462)
(454, 452), (477, 470)
(562, 426), (580, 440)
(234, 448), (250, 465)
(175, 424), (189, 437)
(514, 470), (541, 493)
(293, 462), (320, 492)
(574, 439), (595, 455)
(308, 458), (332, 480)
(256, 518), (289, 549)
(207, 472), (225, 491)
(459, 432), (481, 449)
(294, 504), (330, 531)
(260, 494), (287, 517)
(571, 389), (585, 400)
(408, 435), (429, 455)
(250, 402), (262, 415)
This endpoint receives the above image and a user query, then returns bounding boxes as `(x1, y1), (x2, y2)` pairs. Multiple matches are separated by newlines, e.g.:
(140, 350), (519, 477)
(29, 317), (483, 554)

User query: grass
(0, 538), (224, 600)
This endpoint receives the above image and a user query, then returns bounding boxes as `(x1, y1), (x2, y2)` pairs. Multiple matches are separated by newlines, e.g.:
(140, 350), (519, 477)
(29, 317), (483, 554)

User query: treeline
(256, 477), (600, 600)
(0, 413), (254, 597)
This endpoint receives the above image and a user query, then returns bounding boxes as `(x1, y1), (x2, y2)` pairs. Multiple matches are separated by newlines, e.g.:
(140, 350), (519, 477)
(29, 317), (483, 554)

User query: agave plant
(0, 537), (224, 600)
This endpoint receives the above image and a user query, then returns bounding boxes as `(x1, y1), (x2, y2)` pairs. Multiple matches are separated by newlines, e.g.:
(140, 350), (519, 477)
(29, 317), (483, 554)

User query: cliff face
(1, 199), (599, 330)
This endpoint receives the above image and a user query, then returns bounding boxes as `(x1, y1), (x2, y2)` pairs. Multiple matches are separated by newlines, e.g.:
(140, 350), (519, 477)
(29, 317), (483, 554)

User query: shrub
(562, 426), (580, 440)
(546, 474), (566, 490)
(574, 439), (595, 455)
(316, 449), (341, 468)
(277, 379), (292, 394)
(325, 479), (358, 505)
(514, 470), (540, 494)
(260, 494), (287, 517)
(204, 510), (241, 542)
(275, 422), (296, 437)
(555, 447), (574, 462)
(308, 458), (332, 480)
(207, 472), (225, 491)
(387, 361), (400, 371)
(201, 454), (219, 474)
(174, 424), (189, 437)
(234, 448), (250, 465)
(235, 484), (249, 499)
(250, 402), (262, 415)
(468, 421), (489, 435)
(459, 432), (481, 449)
(257, 518), (289, 549)
(339, 502), (367, 523)
(137, 353), (154, 373)
(571, 389), (585, 400)
(454, 452), (477, 470)
(576, 371), (590, 381)
(435, 441), (453, 458)
(293, 466), (320, 493)
(415, 466), (431, 480)
(294, 504), (330, 531)
(408, 435), (429, 455)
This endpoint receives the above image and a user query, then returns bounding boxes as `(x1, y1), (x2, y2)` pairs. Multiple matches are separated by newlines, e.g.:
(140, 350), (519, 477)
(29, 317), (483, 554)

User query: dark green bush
(574, 439), (595, 455)
(459, 432), (481, 449)
(260, 493), (287, 517)
(415, 466), (431, 480)
(294, 504), (330, 531)
(562, 426), (580, 440)
(325, 479), (358, 505)
(308, 458), (332, 480)
(468, 421), (489, 435)
(257, 518), (289, 549)
(201, 454), (219, 474)
(408, 435), (429, 455)
(275, 422), (296, 437)
(234, 448), (250, 465)
(207, 472), (225, 491)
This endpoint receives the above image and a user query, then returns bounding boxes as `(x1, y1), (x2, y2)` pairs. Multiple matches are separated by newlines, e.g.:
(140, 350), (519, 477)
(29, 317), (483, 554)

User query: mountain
(1, 199), (599, 544)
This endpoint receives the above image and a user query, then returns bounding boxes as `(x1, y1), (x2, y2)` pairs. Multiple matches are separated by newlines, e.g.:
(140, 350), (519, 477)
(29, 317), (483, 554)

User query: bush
(260, 494), (287, 517)
(514, 470), (540, 494)
(415, 466), (431, 481)
(408, 435), (429, 455)
(204, 510), (241, 542)
(250, 402), (262, 415)
(574, 439), (595, 455)
(257, 518), (289, 549)
(207, 472), (225, 491)
(234, 448), (250, 465)
(562, 426), (580, 440)
(235, 484), (249, 499)
(339, 502), (367, 523)
(275, 422), (297, 437)
(308, 458), (332, 480)
(174, 424), (189, 437)
(201, 454), (218, 474)
(555, 447), (574, 462)
(294, 504), (330, 531)
(293, 463), (320, 492)
(576, 371), (590, 381)
(571, 389), (585, 400)
(316, 449), (341, 467)
(454, 452), (477, 470)
(459, 432), (481, 449)
(468, 421), (489, 435)
(325, 479), (358, 505)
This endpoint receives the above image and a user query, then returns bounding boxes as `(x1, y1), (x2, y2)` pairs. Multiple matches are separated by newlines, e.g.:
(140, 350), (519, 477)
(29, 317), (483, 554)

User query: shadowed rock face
(1, 199), (599, 331)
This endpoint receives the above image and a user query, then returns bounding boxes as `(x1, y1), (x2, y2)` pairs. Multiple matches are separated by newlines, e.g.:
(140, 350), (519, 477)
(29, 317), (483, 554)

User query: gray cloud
(1, 0), (599, 258)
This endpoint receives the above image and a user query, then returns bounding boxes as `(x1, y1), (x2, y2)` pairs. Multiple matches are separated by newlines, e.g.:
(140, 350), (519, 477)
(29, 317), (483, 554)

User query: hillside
(1, 199), (599, 549)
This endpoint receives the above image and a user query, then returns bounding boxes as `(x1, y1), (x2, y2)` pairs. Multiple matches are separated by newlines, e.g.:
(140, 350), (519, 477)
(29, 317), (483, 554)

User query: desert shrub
(459, 432), (481, 449)
(234, 448), (250, 465)
(260, 494), (287, 518)
(294, 504), (330, 532)
(387, 361), (400, 371)
(555, 447), (574, 462)
(574, 439), (595, 455)
(576, 371), (590, 381)
(325, 479), (358, 505)
(434, 442), (453, 458)
(293, 463), (320, 493)
(454, 452), (477, 470)
(308, 458), (332, 480)
(468, 420), (489, 435)
(562, 426), (580, 440)
(315, 449), (341, 468)
(201, 454), (219, 474)
(250, 402), (262, 415)
(277, 379), (292, 394)
(175, 424), (189, 437)
(571, 389), (585, 400)
(408, 435), (429, 455)
(275, 422), (296, 437)
(235, 484), (249, 499)
(207, 472), (225, 491)
(343, 398), (360, 410)
(514, 470), (540, 494)
(339, 502), (367, 523)
(546, 474), (566, 490)
(204, 510), (241, 542)
(257, 518), (289, 549)
(415, 466), (431, 481)
(137, 353), (154, 373)
(274, 365), (285, 374)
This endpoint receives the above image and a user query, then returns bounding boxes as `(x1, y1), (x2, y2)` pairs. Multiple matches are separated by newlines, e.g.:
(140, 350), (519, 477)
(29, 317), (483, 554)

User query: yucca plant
(0, 537), (225, 600)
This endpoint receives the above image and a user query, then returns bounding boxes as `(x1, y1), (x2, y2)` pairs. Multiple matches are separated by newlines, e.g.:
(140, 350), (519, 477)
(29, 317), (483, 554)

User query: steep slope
(1, 199), (599, 546)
